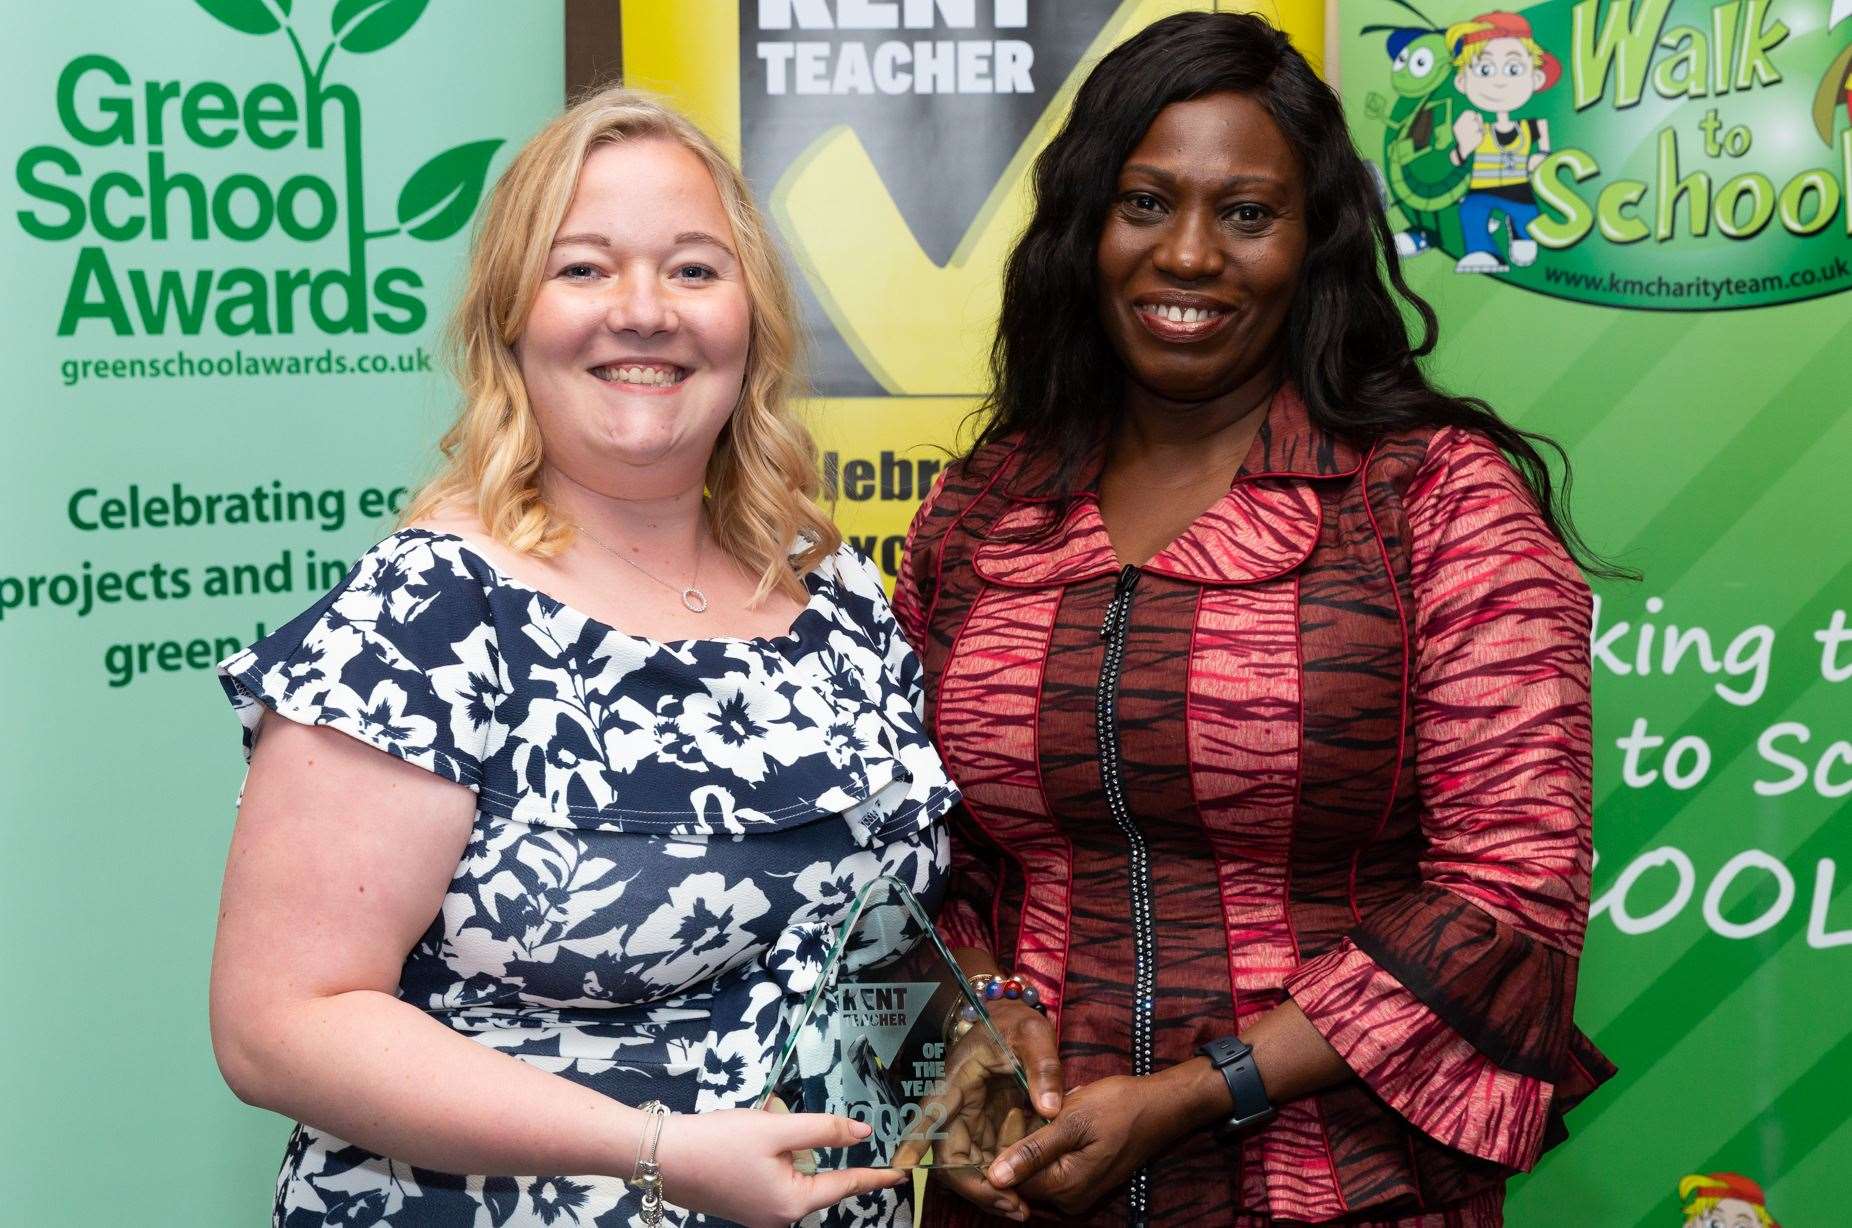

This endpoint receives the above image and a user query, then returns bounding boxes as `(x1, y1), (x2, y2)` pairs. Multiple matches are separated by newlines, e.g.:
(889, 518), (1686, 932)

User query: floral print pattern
(219, 530), (957, 1227)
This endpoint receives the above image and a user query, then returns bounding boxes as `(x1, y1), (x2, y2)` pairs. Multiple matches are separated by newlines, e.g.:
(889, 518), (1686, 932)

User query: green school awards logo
(1357, 0), (1852, 310)
(14, 0), (502, 337)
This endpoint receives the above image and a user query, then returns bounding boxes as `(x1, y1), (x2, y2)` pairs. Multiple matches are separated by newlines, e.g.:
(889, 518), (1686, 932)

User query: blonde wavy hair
(403, 86), (839, 604)
(1444, 15), (1546, 71)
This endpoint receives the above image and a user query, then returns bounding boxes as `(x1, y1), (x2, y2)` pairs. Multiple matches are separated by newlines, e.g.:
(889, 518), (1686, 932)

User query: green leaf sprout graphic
(194, 0), (292, 37)
(396, 139), (504, 241)
(331, 0), (429, 55)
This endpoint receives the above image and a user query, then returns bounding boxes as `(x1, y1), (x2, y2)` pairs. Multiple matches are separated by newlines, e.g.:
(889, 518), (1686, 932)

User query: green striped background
(1343, 6), (1852, 1218)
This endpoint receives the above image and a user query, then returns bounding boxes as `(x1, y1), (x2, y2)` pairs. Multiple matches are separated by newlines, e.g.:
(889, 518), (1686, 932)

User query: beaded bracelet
(946, 971), (1046, 1045)
(627, 1100), (669, 1226)
(975, 972), (1042, 1008)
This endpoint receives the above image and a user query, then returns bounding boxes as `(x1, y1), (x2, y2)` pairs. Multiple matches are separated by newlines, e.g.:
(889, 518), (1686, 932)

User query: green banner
(1361, 0), (1852, 308)
(1341, 3), (1851, 1224)
(5, 2), (1845, 1224)
(0, 3), (559, 1223)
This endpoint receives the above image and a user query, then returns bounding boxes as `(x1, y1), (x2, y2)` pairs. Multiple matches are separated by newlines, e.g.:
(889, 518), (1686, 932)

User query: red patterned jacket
(896, 389), (1614, 1226)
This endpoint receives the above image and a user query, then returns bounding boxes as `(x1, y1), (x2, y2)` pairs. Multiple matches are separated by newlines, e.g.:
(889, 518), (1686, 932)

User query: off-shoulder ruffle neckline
(407, 528), (832, 655)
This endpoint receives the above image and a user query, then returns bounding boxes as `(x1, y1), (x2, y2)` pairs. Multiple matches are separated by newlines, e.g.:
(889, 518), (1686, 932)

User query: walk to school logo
(1358, 0), (1852, 310)
(15, 0), (502, 338)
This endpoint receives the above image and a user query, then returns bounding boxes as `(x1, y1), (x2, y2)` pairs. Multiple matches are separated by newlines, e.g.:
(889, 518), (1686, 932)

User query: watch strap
(1197, 1034), (1275, 1136)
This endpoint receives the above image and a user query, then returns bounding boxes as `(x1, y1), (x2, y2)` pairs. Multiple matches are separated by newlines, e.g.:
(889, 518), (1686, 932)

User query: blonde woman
(209, 87), (955, 1228)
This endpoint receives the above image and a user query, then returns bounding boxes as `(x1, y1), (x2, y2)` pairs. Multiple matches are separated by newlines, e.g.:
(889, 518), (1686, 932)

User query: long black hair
(973, 10), (1627, 578)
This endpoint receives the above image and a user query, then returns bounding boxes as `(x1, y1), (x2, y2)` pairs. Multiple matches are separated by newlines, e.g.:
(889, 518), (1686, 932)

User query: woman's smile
(519, 137), (752, 484)
(1094, 91), (1306, 408)
(586, 359), (691, 393)
(1131, 294), (1236, 343)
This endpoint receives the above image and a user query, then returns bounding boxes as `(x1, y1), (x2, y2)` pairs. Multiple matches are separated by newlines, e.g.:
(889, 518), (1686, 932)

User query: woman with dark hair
(896, 11), (1616, 1227)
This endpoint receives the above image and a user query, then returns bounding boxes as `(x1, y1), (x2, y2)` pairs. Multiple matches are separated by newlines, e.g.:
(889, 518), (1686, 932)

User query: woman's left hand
(986, 1006), (1349, 1216)
(982, 1070), (1202, 1218)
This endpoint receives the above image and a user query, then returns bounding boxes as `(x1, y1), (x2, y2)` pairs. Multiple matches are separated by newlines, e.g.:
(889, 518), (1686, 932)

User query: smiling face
(518, 137), (751, 500)
(1094, 90), (1307, 412)
(1456, 36), (1544, 113)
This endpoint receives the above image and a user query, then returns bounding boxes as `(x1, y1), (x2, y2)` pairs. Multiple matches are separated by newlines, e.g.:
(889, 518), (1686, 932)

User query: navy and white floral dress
(218, 529), (958, 1228)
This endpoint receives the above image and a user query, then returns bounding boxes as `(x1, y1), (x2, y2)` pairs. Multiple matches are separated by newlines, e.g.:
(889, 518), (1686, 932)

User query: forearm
(959, 943), (1350, 1129)
(953, 946), (1001, 978)
(223, 988), (644, 1177)
(1242, 1000), (1350, 1103)
(1159, 1001), (1352, 1134)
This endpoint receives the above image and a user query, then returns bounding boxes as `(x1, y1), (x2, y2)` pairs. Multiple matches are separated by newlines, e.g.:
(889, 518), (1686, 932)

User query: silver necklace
(575, 521), (709, 613)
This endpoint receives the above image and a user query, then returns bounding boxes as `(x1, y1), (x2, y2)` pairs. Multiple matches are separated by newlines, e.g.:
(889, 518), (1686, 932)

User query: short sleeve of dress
(217, 530), (504, 790)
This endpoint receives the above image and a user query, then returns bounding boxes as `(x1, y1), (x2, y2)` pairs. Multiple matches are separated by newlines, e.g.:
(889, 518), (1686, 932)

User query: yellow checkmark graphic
(771, 1), (1314, 395)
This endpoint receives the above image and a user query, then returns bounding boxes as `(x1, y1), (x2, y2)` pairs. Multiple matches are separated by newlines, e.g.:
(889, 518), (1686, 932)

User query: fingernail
(851, 1120), (872, 1138)
(990, 1160), (1015, 1186)
(1038, 1092), (1059, 1113)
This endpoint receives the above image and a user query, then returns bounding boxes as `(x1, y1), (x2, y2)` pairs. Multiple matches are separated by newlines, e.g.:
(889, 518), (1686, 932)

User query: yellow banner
(624, 1), (1326, 583)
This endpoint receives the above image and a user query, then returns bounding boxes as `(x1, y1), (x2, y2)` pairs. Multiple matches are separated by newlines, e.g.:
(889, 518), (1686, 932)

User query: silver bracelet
(628, 1100), (669, 1226)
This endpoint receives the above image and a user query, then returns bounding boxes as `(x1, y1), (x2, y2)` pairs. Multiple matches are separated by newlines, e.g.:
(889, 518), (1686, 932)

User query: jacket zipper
(1097, 562), (1154, 1227)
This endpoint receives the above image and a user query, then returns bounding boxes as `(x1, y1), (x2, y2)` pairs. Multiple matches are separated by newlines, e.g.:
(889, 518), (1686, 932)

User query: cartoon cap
(1678, 1173), (1780, 1228)
(1385, 27), (1428, 59)
(1448, 10), (1562, 90)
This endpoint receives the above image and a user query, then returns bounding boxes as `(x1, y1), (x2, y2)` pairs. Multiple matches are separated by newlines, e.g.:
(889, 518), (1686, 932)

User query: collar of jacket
(974, 384), (1364, 589)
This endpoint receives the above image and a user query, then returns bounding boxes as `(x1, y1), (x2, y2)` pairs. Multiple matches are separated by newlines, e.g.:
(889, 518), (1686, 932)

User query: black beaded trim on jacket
(1096, 564), (1154, 1228)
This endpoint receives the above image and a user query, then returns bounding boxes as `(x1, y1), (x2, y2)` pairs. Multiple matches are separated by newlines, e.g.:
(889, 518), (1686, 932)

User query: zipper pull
(1100, 564), (1141, 639)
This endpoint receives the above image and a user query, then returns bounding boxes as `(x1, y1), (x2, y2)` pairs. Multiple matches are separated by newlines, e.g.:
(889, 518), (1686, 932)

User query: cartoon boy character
(1679, 1172), (1781, 1228)
(1443, 10), (1560, 272)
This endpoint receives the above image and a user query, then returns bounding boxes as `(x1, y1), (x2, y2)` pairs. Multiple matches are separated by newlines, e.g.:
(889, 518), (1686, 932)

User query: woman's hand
(657, 1110), (906, 1228)
(982, 1075), (1169, 1217)
(925, 998), (1063, 1222)
(987, 1004), (1351, 1216)
(985, 1058), (1232, 1219)
(991, 998), (1065, 1120)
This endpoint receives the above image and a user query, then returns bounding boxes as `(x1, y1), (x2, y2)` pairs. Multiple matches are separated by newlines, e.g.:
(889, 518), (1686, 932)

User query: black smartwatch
(1196, 1035), (1276, 1136)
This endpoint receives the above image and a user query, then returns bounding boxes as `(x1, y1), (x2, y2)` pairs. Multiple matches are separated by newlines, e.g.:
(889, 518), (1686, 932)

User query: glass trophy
(756, 874), (1048, 1171)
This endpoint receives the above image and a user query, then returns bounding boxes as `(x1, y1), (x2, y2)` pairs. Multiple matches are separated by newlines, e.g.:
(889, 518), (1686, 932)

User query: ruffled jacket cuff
(1288, 938), (1550, 1168)
(1285, 887), (1615, 1170)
